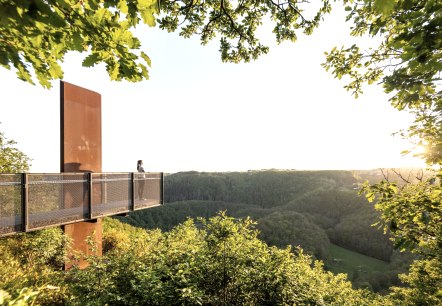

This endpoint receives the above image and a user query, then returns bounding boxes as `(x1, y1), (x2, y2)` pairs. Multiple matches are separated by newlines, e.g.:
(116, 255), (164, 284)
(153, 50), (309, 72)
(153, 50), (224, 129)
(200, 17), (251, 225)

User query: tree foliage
(165, 170), (356, 207)
(0, 128), (31, 173)
(0, 0), (158, 88)
(389, 258), (442, 305)
(123, 170), (409, 292)
(0, 215), (381, 305)
(322, 2), (442, 302)
(360, 171), (442, 303)
(322, 0), (442, 164)
(0, 228), (70, 304)
(160, 170), (394, 261)
(0, 0), (333, 88)
(284, 189), (393, 261)
(257, 211), (331, 260)
(158, 0), (332, 63)
(362, 177), (441, 257)
(69, 214), (378, 305)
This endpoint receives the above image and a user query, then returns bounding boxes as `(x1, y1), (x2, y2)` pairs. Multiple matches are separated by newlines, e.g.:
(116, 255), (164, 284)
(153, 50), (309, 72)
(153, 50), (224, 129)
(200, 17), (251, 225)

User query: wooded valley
(117, 170), (415, 292)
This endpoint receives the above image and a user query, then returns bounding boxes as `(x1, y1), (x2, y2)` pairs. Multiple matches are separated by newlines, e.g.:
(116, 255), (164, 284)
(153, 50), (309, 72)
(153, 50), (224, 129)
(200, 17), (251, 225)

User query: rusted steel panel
(64, 218), (103, 270)
(60, 81), (102, 267)
(60, 81), (102, 173)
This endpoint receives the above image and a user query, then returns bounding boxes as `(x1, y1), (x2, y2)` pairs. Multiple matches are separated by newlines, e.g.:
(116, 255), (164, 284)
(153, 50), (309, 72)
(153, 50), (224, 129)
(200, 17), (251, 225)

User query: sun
(413, 144), (427, 156)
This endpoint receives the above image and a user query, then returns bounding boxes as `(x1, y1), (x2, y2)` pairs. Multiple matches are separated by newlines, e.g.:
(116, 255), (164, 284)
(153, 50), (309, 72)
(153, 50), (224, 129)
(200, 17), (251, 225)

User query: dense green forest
(118, 170), (415, 292)
(0, 167), (439, 304)
(0, 216), (414, 305)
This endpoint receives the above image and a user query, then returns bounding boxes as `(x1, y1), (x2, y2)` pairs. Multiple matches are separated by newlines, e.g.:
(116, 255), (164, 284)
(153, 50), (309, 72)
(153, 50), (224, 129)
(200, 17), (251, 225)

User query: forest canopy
(0, 215), (381, 305)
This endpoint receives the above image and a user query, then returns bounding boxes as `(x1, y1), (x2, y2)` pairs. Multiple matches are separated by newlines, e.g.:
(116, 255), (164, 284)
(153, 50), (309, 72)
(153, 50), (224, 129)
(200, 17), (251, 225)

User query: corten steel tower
(60, 81), (102, 268)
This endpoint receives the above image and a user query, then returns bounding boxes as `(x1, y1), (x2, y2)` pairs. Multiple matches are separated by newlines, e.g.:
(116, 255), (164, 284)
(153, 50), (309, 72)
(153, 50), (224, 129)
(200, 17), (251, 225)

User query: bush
(68, 214), (378, 305)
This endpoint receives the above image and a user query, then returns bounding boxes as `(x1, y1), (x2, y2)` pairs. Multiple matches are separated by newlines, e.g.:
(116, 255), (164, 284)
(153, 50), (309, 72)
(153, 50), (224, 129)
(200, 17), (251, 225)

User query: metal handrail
(0, 172), (164, 237)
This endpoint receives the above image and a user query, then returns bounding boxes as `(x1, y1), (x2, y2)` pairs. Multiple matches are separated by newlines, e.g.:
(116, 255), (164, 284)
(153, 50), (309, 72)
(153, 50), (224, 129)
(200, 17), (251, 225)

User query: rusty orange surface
(60, 81), (103, 268)
(60, 81), (102, 173)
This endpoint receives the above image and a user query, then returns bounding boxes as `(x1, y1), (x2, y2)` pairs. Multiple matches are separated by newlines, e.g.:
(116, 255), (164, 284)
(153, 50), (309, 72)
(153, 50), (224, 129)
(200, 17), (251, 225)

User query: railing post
(102, 173), (107, 206)
(161, 172), (165, 205)
(130, 172), (135, 211)
(21, 173), (28, 232)
(87, 172), (93, 219)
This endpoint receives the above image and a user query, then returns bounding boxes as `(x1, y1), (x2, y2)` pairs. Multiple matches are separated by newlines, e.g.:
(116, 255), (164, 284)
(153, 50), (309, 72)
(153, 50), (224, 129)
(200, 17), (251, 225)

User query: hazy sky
(0, 6), (425, 173)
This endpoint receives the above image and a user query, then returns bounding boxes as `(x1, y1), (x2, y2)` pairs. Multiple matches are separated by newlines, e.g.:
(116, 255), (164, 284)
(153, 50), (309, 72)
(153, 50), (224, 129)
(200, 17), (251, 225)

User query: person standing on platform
(137, 160), (146, 200)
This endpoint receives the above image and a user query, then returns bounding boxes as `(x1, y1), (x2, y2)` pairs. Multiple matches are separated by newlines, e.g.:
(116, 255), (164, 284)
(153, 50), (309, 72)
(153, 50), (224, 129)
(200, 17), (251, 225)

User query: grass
(326, 243), (390, 279)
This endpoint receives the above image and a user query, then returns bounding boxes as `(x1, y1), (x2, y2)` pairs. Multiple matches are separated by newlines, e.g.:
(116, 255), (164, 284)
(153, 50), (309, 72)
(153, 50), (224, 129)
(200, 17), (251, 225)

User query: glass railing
(0, 172), (163, 237)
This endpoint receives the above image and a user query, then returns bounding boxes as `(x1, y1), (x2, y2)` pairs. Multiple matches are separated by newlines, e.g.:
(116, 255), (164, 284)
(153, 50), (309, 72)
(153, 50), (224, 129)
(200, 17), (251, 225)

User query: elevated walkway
(0, 172), (163, 237)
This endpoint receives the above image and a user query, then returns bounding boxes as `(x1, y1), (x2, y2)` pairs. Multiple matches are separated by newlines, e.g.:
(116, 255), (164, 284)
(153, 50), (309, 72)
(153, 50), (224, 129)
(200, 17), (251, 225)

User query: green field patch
(327, 243), (389, 279)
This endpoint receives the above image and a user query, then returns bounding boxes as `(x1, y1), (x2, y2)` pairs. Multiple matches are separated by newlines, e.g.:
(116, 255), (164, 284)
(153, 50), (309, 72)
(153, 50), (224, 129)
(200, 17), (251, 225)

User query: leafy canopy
(0, 128), (31, 173)
(321, 2), (442, 303)
(324, 0), (442, 259)
(1, 0), (158, 88)
(69, 214), (377, 305)
(322, 0), (442, 165)
(0, 0), (332, 88)
(0, 215), (381, 304)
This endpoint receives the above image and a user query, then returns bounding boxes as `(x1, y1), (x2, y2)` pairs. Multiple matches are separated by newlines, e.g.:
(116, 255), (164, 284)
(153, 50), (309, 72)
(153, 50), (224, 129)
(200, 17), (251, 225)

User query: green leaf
(140, 9), (156, 27)
(16, 62), (34, 84)
(35, 70), (51, 88)
(29, 35), (43, 48)
(139, 63), (149, 79)
(82, 53), (101, 67)
(110, 63), (120, 80)
(374, 0), (396, 16)
(71, 31), (84, 52)
(140, 51), (151, 67)
(48, 62), (63, 78)
(366, 192), (375, 202)
(118, 0), (129, 14)
(48, 12), (67, 28)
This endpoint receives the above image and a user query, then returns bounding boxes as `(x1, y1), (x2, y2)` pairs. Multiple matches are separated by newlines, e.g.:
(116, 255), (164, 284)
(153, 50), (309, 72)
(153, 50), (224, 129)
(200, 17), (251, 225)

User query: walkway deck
(0, 172), (163, 237)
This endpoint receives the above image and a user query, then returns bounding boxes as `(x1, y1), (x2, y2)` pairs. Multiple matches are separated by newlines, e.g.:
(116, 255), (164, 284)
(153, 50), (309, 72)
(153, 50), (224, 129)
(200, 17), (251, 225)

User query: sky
(0, 5), (426, 173)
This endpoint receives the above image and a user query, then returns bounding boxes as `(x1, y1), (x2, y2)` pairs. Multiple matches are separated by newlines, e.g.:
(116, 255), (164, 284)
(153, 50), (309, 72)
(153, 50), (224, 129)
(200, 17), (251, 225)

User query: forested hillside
(164, 170), (356, 206)
(118, 170), (414, 292)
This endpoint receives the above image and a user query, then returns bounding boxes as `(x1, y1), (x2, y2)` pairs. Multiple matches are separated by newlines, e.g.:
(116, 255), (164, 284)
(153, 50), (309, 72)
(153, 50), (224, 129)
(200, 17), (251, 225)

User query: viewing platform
(0, 172), (164, 237)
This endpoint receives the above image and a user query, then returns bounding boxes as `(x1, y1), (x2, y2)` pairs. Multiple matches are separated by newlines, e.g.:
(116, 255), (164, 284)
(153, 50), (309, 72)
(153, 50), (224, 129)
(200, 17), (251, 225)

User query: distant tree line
(164, 170), (356, 207)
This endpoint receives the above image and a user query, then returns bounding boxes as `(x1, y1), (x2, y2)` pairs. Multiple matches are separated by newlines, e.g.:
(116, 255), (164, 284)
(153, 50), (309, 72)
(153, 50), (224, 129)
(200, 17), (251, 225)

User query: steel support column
(60, 81), (103, 269)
